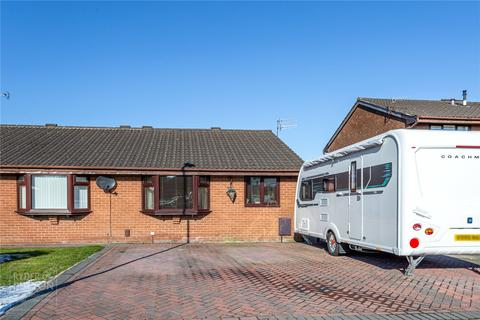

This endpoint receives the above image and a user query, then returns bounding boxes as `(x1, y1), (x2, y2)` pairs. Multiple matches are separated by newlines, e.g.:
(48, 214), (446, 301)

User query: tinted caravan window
(312, 178), (323, 196)
(323, 176), (335, 193)
(300, 180), (313, 201)
(366, 163), (392, 189)
(336, 172), (349, 191)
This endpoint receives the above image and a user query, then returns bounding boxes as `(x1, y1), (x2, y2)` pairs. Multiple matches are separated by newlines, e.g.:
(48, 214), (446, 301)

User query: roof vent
(441, 98), (458, 105)
(462, 90), (467, 106)
(211, 127), (221, 130)
(45, 123), (58, 127)
(142, 125), (153, 129)
(119, 125), (131, 128)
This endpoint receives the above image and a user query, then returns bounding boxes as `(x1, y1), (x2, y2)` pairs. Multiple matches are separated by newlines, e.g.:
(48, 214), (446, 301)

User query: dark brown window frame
(16, 173), (91, 216)
(141, 175), (211, 216)
(244, 176), (280, 207)
(141, 176), (156, 213)
(197, 176), (210, 212)
(17, 175), (27, 212)
(72, 175), (91, 213)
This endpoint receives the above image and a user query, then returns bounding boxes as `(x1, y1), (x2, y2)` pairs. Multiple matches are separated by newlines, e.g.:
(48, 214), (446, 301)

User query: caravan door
(349, 159), (363, 240)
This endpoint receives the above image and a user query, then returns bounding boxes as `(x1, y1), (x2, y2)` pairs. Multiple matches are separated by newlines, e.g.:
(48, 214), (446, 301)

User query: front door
(348, 159), (363, 240)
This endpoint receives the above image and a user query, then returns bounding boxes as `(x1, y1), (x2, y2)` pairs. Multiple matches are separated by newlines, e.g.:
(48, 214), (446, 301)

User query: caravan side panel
(295, 135), (399, 253)
(361, 136), (398, 252)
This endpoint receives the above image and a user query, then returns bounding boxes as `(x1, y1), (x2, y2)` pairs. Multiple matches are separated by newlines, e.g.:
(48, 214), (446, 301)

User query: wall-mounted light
(226, 178), (237, 203)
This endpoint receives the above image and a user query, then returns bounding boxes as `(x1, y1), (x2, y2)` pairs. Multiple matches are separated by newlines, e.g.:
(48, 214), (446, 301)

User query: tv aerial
(276, 119), (297, 136)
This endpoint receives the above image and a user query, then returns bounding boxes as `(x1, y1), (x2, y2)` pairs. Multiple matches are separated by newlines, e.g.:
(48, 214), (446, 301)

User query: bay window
(17, 174), (90, 214)
(160, 176), (193, 209)
(142, 176), (154, 211)
(142, 175), (210, 215)
(32, 175), (68, 209)
(197, 176), (210, 210)
(17, 176), (26, 210)
(245, 177), (280, 206)
(73, 176), (89, 209)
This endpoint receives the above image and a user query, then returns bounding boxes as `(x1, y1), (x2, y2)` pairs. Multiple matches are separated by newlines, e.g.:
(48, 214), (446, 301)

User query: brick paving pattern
(17, 243), (480, 319)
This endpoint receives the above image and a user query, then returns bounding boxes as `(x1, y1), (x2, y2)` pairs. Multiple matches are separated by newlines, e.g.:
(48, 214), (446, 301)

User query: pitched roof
(0, 125), (303, 171)
(323, 97), (480, 154)
(358, 97), (480, 119)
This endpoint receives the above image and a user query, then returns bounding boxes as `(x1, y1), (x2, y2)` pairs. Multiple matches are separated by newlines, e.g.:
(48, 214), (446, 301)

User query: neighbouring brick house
(324, 95), (480, 153)
(0, 125), (303, 245)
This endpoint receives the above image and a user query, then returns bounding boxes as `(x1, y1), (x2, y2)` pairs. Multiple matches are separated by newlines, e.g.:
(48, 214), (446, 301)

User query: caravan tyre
(326, 231), (340, 256)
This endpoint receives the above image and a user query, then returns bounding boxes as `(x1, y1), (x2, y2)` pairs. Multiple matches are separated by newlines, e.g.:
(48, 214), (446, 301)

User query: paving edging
(299, 311), (480, 320)
(1, 245), (113, 320)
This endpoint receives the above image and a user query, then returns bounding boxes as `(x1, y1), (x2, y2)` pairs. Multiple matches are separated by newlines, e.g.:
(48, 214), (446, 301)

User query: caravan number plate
(454, 234), (480, 241)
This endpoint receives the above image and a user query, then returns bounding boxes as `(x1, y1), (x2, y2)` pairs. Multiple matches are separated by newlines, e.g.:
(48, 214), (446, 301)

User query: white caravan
(294, 129), (480, 274)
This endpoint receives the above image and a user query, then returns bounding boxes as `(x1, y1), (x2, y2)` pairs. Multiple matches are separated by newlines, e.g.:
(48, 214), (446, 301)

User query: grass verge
(0, 245), (103, 286)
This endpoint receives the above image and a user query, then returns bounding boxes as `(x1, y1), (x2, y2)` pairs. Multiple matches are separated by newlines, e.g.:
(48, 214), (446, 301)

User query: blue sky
(1, 1), (479, 160)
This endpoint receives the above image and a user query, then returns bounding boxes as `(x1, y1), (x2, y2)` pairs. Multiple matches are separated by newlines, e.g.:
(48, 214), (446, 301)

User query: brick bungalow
(0, 125), (303, 245)
(324, 95), (480, 153)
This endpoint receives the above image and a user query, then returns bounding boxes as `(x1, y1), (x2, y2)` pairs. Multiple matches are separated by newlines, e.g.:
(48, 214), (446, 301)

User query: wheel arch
(323, 223), (343, 243)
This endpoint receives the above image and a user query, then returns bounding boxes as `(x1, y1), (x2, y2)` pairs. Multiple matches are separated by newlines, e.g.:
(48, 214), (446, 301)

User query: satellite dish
(96, 176), (117, 192)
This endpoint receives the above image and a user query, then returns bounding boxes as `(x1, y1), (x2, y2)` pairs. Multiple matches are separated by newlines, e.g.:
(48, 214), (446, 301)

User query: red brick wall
(327, 106), (480, 153)
(0, 175), (298, 245)
(326, 106), (406, 153)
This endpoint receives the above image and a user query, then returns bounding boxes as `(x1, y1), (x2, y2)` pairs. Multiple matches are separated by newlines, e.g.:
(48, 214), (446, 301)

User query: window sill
(245, 204), (280, 208)
(17, 209), (92, 216)
(141, 210), (211, 216)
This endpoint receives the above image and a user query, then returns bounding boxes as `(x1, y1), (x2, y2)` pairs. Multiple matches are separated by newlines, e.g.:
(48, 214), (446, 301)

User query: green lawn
(0, 245), (103, 286)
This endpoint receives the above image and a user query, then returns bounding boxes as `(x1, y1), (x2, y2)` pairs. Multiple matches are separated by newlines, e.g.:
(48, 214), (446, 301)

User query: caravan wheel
(326, 231), (340, 256)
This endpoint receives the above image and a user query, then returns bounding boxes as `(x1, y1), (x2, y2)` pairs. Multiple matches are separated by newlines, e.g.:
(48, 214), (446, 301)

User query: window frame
(299, 179), (313, 201)
(17, 175), (28, 213)
(323, 176), (336, 193)
(141, 175), (211, 215)
(71, 175), (91, 212)
(244, 176), (280, 207)
(350, 161), (357, 193)
(142, 176), (157, 213)
(16, 173), (91, 215)
(456, 125), (470, 131)
(197, 176), (210, 213)
(430, 124), (471, 131)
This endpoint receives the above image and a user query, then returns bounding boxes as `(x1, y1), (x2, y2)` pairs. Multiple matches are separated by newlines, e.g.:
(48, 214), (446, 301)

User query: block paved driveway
(18, 243), (480, 319)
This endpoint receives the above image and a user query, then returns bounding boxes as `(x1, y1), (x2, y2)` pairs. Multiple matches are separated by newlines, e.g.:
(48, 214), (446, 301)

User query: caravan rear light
(413, 223), (422, 231)
(410, 238), (419, 248)
(425, 228), (434, 235)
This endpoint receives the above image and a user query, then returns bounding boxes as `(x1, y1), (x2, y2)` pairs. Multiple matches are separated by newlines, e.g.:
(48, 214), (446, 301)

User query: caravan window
(300, 180), (313, 201)
(356, 169), (362, 189)
(365, 163), (392, 189)
(350, 162), (357, 192)
(335, 172), (349, 191)
(312, 178), (323, 195)
(363, 167), (370, 188)
(323, 176), (335, 193)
